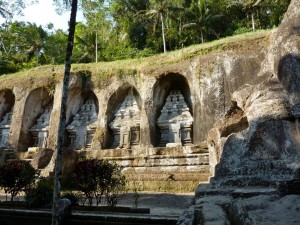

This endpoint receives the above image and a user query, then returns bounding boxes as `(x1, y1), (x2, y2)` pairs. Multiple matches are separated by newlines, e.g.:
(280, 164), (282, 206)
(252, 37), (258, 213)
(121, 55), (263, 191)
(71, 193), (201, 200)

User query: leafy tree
(44, 28), (68, 65)
(0, 21), (52, 73)
(0, 160), (39, 202)
(136, 0), (178, 53)
(74, 159), (126, 207)
(73, 159), (98, 206)
(109, 0), (150, 54)
(183, 0), (222, 43)
(81, 0), (110, 62)
(227, 0), (290, 32)
(25, 178), (54, 208)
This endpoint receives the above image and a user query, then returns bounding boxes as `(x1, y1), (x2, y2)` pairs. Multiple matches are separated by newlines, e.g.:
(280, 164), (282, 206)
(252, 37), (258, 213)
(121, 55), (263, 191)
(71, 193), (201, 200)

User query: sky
(0, 0), (84, 31)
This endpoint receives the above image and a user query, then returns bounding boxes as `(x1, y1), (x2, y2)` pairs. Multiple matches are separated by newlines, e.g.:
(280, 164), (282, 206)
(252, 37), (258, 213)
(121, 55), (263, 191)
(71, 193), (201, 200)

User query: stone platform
(84, 145), (211, 192)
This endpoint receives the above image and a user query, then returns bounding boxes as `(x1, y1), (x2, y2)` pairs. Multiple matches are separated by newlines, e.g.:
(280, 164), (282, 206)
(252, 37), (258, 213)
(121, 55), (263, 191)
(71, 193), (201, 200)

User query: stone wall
(208, 0), (300, 186)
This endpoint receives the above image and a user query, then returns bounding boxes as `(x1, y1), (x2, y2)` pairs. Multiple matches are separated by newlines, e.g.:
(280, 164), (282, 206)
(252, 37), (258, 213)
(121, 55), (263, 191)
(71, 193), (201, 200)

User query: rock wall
(209, 0), (300, 186)
(176, 0), (300, 223)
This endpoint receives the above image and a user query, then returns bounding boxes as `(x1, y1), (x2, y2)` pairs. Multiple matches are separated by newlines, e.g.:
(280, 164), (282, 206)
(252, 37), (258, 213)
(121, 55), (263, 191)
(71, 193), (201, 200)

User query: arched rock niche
(65, 88), (99, 149)
(151, 73), (193, 147)
(106, 84), (142, 149)
(19, 88), (53, 151)
(0, 89), (15, 148)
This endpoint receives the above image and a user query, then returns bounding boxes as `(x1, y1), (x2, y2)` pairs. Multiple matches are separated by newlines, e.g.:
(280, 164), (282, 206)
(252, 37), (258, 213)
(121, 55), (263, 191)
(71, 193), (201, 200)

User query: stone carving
(0, 109), (13, 148)
(66, 98), (98, 150)
(29, 105), (52, 149)
(109, 92), (141, 149)
(157, 90), (193, 146)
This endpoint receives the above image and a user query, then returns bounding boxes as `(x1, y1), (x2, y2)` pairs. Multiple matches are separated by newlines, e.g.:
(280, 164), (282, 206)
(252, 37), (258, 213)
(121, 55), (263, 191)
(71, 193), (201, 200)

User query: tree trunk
(51, 0), (77, 225)
(160, 13), (167, 53)
(200, 29), (204, 44)
(95, 32), (98, 63)
(251, 11), (255, 31)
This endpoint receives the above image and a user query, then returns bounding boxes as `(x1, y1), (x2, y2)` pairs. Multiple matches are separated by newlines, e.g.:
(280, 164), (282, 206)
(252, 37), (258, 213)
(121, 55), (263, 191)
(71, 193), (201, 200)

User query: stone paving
(0, 190), (194, 218)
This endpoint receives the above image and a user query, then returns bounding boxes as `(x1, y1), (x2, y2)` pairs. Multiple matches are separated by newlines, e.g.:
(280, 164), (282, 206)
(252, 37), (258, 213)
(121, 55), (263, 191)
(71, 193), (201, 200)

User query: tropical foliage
(0, 0), (291, 74)
(0, 160), (39, 202)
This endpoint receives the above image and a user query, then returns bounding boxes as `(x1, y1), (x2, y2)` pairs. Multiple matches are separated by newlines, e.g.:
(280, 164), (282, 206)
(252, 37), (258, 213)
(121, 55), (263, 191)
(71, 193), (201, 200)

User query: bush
(0, 60), (18, 75)
(233, 27), (253, 35)
(61, 192), (79, 206)
(0, 160), (39, 201)
(73, 159), (126, 207)
(73, 159), (97, 206)
(25, 178), (53, 208)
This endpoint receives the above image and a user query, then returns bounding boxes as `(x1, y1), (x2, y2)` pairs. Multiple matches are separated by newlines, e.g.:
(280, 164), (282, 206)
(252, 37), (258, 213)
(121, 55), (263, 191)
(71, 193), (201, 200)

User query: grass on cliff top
(0, 29), (272, 88)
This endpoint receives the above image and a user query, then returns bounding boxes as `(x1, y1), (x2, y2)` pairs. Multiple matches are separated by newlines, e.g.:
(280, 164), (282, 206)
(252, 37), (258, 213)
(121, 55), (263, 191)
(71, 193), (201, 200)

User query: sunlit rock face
(29, 105), (52, 149)
(157, 90), (193, 147)
(207, 0), (300, 187)
(0, 110), (13, 148)
(109, 92), (141, 149)
(66, 98), (98, 150)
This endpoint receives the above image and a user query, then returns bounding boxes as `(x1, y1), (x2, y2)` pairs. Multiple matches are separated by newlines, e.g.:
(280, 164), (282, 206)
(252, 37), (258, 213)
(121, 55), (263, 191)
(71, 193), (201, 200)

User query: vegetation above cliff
(0, 29), (271, 89)
(0, 0), (290, 74)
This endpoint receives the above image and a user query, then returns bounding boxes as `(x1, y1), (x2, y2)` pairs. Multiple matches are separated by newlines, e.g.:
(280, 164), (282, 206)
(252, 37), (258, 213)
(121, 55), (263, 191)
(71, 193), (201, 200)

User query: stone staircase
(86, 143), (212, 192)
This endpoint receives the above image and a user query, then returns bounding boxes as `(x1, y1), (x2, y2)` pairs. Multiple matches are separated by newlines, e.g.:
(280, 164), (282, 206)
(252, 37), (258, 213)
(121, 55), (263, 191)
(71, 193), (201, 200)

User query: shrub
(103, 163), (126, 207)
(233, 27), (253, 35)
(0, 160), (39, 201)
(25, 178), (53, 208)
(73, 159), (98, 206)
(73, 159), (126, 207)
(61, 192), (79, 206)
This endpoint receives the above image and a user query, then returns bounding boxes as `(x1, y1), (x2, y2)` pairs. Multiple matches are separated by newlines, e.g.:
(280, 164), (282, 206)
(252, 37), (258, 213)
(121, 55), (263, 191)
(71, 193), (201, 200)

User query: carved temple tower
(0, 110), (13, 148)
(66, 98), (98, 150)
(157, 90), (193, 147)
(109, 92), (141, 149)
(29, 105), (52, 149)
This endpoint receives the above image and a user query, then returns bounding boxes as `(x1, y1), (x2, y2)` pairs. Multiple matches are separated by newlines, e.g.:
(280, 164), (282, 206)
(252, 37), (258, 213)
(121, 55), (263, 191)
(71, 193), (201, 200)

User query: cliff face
(177, 1), (300, 224)
(0, 30), (269, 191)
(0, 33), (268, 151)
(209, 0), (300, 186)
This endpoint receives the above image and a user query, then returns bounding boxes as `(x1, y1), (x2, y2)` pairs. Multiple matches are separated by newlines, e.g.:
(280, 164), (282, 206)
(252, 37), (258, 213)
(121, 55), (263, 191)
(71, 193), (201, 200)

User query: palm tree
(183, 0), (222, 44)
(137, 0), (179, 53)
(51, 0), (78, 225)
(229, 0), (263, 31)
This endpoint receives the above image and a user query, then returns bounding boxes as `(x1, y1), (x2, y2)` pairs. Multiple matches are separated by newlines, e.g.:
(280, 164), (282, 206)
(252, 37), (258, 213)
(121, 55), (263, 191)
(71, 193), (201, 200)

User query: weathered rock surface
(177, 1), (300, 224)
(176, 207), (195, 225)
(229, 195), (300, 225)
(31, 148), (54, 169)
(178, 185), (300, 225)
(208, 0), (300, 187)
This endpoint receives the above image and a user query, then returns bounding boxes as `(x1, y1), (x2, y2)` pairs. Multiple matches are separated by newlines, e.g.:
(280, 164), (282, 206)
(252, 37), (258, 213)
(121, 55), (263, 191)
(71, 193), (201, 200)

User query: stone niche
(109, 91), (141, 149)
(66, 98), (98, 150)
(0, 90), (15, 149)
(0, 110), (13, 148)
(29, 104), (52, 149)
(157, 89), (193, 147)
(19, 88), (53, 151)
